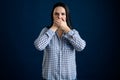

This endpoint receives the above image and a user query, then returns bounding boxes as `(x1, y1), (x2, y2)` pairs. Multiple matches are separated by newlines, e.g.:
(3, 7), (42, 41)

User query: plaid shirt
(34, 27), (86, 80)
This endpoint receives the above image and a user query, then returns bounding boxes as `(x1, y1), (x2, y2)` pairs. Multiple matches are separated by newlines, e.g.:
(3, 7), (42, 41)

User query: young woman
(34, 2), (86, 80)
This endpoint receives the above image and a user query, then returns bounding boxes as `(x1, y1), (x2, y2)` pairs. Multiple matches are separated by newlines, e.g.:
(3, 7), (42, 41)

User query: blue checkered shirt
(34, 27), (86, 80)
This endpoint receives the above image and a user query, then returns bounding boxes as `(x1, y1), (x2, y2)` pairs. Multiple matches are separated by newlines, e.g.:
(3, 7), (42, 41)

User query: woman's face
(53, 6), (66, 22)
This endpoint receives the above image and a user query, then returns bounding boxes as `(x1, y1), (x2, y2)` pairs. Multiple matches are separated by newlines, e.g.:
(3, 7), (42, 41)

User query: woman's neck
(57, 28), (64, 38)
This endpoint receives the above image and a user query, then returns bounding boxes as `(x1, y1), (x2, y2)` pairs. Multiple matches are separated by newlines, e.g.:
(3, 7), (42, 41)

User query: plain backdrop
(0, 0), (119, 80)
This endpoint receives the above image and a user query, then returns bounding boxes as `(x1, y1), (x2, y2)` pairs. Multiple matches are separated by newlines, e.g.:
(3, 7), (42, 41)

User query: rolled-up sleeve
(64, 29), (86, 51)
(34, 27), (55, 51)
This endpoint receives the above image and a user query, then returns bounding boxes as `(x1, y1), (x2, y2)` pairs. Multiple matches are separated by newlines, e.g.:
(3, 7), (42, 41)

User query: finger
(61, 18), (65, 21)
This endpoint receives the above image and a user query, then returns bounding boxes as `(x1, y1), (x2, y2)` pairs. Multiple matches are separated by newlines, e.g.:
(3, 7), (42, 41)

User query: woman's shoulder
(42, 26), (50, 31)
(71, 28), (79, 32)
(39, 26), (49, 33)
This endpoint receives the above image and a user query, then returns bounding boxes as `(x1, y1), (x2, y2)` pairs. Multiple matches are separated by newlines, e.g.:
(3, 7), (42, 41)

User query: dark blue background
(1, 0), (119, 80)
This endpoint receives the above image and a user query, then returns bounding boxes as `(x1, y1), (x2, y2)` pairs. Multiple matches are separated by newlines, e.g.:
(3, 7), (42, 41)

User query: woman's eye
(55, 13), (59, 15)
(62, 13), (65, 15)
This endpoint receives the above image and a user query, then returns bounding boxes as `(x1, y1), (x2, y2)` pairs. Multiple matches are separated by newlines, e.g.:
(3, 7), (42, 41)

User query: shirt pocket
(63, 39), (74, 51)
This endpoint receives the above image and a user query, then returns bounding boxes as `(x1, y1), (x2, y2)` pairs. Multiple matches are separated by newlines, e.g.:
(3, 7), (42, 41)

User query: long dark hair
(48, 2), (72, 29)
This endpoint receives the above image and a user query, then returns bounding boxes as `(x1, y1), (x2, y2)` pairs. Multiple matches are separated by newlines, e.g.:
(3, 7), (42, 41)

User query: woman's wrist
(50, 25), (58, 32)
(64, 26), (71, 33)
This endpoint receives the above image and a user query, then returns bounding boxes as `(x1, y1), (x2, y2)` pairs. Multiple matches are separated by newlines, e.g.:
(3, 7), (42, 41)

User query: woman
(34, 2), (86, 80)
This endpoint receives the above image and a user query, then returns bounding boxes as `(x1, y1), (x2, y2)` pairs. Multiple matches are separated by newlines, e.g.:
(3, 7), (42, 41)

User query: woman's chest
(46, 35), (74, 51)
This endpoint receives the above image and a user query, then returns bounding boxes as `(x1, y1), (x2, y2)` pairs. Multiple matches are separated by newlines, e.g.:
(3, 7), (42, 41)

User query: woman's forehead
(53, 6), (66, 13)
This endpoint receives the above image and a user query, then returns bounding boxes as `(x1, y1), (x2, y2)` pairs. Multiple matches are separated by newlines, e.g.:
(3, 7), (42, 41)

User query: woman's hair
(48, 2), (72, 29)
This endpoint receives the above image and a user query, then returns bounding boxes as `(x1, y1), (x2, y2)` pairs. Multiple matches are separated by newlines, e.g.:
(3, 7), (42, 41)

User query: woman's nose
(58, 14), (62, 19)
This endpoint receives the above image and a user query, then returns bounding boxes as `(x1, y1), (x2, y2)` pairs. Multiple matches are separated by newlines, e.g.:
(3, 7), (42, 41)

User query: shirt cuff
(46, 29), (55, 37)
(64, 30), (75, 39)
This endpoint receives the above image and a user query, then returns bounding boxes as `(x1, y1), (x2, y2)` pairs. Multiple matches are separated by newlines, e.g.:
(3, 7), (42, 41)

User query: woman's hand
(54, 18), (71, 33)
